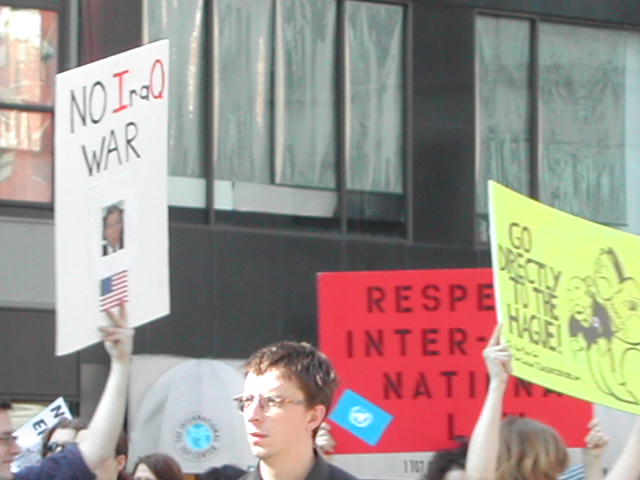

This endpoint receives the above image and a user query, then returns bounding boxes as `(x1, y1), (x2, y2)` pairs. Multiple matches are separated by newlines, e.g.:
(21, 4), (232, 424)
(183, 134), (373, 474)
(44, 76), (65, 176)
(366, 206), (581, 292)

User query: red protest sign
(318, 268), (592, 453)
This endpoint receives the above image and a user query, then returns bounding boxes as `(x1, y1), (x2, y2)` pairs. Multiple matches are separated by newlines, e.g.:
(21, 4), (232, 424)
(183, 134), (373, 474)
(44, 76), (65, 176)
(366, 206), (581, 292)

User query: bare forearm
(466, 381), (507, 480)
(79, 358), (130, 469)
(605, 419), (640, 480)
(583, 452), (605, 480)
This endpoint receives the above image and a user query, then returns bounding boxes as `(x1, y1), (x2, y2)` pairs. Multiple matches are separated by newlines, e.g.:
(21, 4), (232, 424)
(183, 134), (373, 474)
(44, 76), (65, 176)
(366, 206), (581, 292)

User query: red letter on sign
(113, 70), (130, 113)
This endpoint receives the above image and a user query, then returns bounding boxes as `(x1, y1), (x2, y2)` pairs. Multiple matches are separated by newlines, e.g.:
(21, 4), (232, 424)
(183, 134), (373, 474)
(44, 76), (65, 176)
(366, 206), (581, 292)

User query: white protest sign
(54, 40), (170, 354)
(12, 397), (72, 471)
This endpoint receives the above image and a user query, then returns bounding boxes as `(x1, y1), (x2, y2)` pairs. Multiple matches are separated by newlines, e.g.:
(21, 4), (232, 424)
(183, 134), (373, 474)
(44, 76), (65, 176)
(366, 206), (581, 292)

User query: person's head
(567, 277), (593, 326)
(42, 417), (89, 457)
(593, 248), (624, 301)
(612, 277), (640, 344)
(132, 453), (183, 480)
(236, 341), (338, 461)
(0, 399), (20, 479)
(424, 442), (468, 480)
(76, 429), (129, 480)
(496, 416), (568, 480)
(103, 205), (124, 249)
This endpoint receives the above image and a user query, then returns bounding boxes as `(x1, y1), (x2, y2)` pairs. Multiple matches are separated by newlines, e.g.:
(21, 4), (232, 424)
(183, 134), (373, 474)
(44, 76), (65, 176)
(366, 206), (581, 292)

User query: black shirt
(239, 454), (359, 480)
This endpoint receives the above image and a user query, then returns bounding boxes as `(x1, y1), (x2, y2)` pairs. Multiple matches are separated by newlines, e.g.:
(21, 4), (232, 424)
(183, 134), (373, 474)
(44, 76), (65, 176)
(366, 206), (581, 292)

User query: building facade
(1, 0), (639, 429)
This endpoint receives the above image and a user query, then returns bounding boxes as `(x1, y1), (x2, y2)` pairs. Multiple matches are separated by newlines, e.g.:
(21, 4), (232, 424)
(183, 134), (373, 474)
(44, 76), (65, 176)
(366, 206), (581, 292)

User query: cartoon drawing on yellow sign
(567, 247), (640, 405)
(489, 180), (640, 414)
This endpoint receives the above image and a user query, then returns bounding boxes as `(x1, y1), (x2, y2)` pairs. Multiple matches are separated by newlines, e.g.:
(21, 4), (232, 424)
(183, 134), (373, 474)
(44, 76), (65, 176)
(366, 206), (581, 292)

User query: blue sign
(329, 389), (393, 446)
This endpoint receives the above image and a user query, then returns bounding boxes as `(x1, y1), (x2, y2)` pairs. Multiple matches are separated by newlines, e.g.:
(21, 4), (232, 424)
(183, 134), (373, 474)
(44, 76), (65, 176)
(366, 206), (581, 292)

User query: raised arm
(78, 304), (133, 470)
(605, 416), (640, 480)
(465, 325), (511, 480)
(583, 417), (607, 480)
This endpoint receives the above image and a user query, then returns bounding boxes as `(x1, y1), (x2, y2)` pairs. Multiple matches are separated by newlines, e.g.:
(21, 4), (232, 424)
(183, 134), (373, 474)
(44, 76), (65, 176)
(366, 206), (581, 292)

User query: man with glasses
(102, 204), (125, 256)
(0, 305), (132, 480)
(0, 400), (20, 478)
(233, 341), (357, 480)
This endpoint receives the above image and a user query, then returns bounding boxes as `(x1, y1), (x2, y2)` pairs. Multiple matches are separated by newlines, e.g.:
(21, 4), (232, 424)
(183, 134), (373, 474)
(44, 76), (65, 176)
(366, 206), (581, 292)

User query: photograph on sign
(101, 200), (125, 257)
(54, 40), (170, 354)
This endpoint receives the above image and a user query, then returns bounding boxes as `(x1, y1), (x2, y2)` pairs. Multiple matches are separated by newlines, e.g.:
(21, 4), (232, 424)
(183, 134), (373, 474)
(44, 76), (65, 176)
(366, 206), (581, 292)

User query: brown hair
(424, 440), (468, 480)
(496, 416), (568, 480)
(42, 417), (90, 458)
(133, 453), (183, 480)
(245, 341), (338, 424)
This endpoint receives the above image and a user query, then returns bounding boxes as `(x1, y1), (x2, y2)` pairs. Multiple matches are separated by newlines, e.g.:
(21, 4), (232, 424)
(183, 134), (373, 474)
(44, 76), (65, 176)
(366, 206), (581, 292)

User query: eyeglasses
(0, 434), (18, 444)
(43, 441), (68, 456)
(233, 393), (306, 413)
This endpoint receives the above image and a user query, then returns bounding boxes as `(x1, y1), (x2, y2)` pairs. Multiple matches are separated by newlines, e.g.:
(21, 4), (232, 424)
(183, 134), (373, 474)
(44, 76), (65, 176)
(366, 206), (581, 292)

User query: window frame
(204, 0), (412, 238)
(0, 0), (69, 216)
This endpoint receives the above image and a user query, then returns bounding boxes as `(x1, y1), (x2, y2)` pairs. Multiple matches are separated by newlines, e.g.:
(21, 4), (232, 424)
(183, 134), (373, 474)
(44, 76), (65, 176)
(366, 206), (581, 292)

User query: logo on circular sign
(348, 406), (373, 428)
(174, 414), (220, 461)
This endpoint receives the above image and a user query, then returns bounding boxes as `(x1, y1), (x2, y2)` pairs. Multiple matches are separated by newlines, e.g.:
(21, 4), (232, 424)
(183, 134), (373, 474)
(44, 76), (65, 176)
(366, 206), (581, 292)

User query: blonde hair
(496, 416), (568, 480)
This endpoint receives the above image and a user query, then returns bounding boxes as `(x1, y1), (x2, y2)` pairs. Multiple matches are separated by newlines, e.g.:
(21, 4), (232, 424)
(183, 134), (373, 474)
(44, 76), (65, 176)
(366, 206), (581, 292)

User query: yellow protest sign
(489, 180), (640, 413)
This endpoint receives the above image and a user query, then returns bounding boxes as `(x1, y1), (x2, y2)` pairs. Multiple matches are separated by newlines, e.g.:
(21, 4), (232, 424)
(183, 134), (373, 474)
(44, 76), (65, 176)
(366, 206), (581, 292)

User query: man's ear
(307, 404), (327, 432)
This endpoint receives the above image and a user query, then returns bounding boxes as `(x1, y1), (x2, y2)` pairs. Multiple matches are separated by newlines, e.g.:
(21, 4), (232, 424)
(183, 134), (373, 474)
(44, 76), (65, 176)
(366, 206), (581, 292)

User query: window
(476, 16), (531, 240)
(146, 0), (406, 235)
(214, 0), (341, 221)
(476, 15), (640, 240)
(345, 1), (405, 234)
(538, 23), (627, 225)
(346, 1), (404, 195)
(0, 5), (58, 204)
(143, 0), (207, 208)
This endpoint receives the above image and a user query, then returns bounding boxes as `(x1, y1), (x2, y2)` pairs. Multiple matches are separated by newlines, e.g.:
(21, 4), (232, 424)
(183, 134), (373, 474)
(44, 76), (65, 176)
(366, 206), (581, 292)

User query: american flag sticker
(99, 270), (128, 311)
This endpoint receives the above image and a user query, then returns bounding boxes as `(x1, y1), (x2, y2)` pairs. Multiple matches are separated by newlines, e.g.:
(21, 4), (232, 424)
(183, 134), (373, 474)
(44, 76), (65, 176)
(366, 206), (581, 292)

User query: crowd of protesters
(2, 308), (640, 480)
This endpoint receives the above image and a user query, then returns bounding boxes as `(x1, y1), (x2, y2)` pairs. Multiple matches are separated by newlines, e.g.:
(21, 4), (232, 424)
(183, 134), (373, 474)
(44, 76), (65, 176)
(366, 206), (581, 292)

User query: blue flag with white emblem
(329, 389), (393, 446)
